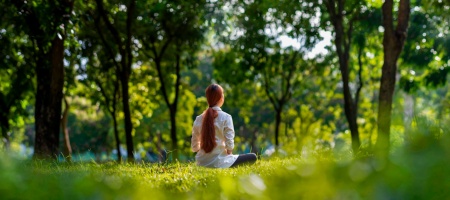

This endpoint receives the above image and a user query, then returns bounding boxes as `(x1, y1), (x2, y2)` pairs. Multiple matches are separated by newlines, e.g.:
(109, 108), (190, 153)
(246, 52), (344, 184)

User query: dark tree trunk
(153, 47), (181, 161)
(263, 61), (293, 151)
(61, 95), (72, 162)
(171, 51), (181, 160)
(335, 29), (361, 153)
(95, 0), (135, 162)
(112, 113), (122, 163)
(169, 109), (178, 160)
(0, 112), (10, 149)
(123, 0), (136, 162)
(95, 74), (122, 163)
(274, 108), (282, 147)
(325, 0), (361, 154)
(376, 0), (410, 157)
(121, 74), (134, 162)
(10, 0), (73, 160)
(34, 37), (65, 160)
(111, 84), (121, 163)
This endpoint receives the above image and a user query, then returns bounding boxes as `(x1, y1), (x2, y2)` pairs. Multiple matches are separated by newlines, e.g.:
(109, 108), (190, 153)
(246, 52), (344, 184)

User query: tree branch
(95, 0), (126, 58)
(159, 37), (173, 61)
(92, 13), (122, 73)
(337, 0), (344, 15)
(0, 92), (6, 112)
(382, 0), (395, 38)
(263, 69), (279, 111)
(141, 42), (157, 60)
(355, 44), (364, 114)
(396, 0), (410, 40)
(94, 78), (113, 114)
(155, 60), (171, 109)
(112, 76), (119, 114)
(171, 44), (182, 112)
(125, 0), (136, 72)
(344, 16), (355, 62)
(281, 51), (298, 102)
(324, 0), (337, 26)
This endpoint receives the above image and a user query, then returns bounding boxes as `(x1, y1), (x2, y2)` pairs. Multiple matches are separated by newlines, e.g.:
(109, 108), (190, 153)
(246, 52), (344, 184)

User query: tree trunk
(376, 59), (398, 155)
(376, 0), (410, 157)
(120, 74), (134, 162)
(169, 109), (178, 161)
(170, 51), (181, 160)
(337, 34), (361, 154)
(111, 80), (122, 163)
(325, 0), (361, 154)
(274, 108), (282, 147)
(123, 0), (136, 163)
(112, 113), (122, 163)
(95, 0), (135, 162)
(61, 95), (72, 162)
(153, 48), (181, 161)
(0, 98), (13, 150)
(34, 36), (65, 160)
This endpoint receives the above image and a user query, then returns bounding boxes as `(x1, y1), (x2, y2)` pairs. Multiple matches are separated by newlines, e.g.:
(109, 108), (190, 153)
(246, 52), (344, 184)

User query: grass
(1, 120), (450, 199)
(1, 148), (449, 200)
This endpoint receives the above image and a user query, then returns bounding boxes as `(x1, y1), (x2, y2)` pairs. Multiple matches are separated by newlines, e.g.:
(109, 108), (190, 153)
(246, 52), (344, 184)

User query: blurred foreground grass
(1, 121), (450, 199)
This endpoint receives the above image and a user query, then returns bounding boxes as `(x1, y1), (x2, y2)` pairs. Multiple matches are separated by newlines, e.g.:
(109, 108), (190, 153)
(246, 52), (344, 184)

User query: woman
(191, 84), (257, 168)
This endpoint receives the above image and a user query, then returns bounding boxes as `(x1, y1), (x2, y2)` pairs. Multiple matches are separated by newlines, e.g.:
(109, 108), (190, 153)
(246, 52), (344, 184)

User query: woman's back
(191, 106), (238, 168)
(191, 84), (257, 168)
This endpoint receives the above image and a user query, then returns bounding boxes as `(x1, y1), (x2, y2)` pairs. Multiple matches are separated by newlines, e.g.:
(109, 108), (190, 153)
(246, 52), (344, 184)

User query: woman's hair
(200, 84), (223, 153)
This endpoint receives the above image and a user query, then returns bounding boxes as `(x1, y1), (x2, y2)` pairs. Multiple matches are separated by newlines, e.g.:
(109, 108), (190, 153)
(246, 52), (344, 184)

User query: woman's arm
(191, 119), (201, 152)
(224, 115), (235, 152)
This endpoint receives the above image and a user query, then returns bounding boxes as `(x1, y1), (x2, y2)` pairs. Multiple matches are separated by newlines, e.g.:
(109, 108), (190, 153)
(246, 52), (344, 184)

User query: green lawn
(1, 138), (449, 200)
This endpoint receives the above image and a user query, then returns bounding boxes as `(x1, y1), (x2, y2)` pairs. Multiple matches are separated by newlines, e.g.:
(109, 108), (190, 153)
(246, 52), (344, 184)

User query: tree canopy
(0, 0), (449, 161)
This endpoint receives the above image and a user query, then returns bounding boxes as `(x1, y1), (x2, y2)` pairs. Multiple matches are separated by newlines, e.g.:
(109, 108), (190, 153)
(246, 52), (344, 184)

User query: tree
(76, 3), (125, 162)
(89, 62), (123, 163)
(10, 0), (74, 159)
(93, 71), (122, 163)
(137, 0), (208, 159)
(61, 94), (72, 161)
(323, 0), (373, 154)
(376, 0), (411, 156)
(91, 0), (136, 162)
(0, 9), (34, 149)
(0, 64), (32, 150)
(215, 0), (320, 149)
(396, 3), (449, 140)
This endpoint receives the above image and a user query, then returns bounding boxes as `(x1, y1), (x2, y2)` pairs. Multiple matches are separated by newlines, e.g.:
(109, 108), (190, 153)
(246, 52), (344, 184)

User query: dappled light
(1, 0), (450, 199)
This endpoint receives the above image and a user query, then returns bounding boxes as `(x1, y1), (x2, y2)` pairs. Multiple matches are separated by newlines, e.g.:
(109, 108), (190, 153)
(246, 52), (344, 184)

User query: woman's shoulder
(193, 114), (203, 125)
(217, 110), (232, 119)
(195, 114), (204, 120)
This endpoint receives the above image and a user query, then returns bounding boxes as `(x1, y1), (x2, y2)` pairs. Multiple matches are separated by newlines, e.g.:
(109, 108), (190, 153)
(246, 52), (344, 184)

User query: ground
(1, 144), (449, 200)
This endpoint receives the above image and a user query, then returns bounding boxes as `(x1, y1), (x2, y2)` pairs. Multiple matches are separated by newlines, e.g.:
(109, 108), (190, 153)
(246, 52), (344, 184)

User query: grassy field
(1, 121), (449, 200)
(1, 142), (449, 200)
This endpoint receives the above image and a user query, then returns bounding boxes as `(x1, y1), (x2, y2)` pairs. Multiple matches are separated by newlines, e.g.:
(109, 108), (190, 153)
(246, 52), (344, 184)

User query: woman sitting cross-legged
(191, 84), (257, 168)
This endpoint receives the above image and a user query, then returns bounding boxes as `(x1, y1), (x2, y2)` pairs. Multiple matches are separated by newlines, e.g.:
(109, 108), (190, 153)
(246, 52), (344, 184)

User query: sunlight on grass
(1, 151), (449, 200)
(1, 120), (449, 199)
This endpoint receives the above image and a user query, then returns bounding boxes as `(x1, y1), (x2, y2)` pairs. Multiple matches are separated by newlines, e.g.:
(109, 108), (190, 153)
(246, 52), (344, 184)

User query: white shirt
(191, 106), (238, 168)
